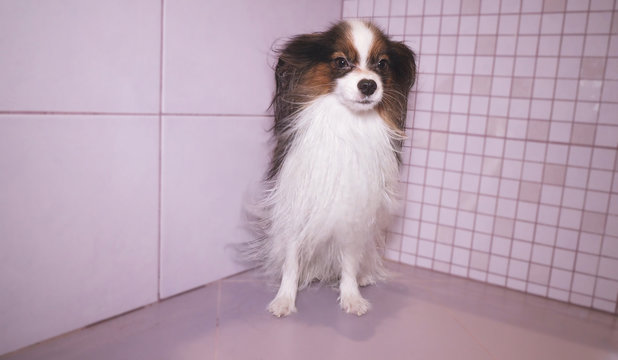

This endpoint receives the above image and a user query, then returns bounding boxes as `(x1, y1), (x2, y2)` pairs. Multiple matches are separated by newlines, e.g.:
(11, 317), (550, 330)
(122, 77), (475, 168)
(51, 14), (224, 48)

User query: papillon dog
(246, 20), (416, 317)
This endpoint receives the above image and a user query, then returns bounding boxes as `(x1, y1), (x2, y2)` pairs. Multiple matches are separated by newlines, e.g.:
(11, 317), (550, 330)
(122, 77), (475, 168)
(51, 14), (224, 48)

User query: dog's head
(273, 20), (416, 125)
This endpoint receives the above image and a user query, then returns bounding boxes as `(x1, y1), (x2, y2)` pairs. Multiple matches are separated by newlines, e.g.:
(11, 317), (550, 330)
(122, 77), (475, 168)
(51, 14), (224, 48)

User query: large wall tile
(163, 0), (342, 115)
(160, 116), (271, 298)
(0, 1), (161, 113)
(0, 115), (159, 354)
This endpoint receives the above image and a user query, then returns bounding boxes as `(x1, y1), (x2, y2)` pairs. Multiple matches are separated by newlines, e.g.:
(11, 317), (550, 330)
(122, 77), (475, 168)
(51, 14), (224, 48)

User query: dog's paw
(339, 294), (371, 316)
(358, 275), (376, 287)
(267, 295), (297, 317)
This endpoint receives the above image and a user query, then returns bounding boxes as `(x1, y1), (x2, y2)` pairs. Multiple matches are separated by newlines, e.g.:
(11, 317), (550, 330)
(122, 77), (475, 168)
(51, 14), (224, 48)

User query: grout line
(0, 111), (274, 118)
(416, 90), (618, 105)
(0, 111), (160, 116)
(482, 0), (503, 286)
(157, 0), (165, 301)
(429, 0), (447, 272)
(405, 126), (618, 151)
(589, 0), (617, 314)
(395, 0), (412, 264)
(353, 9), (615, 18)
(518, 0), (544, 297)
(443, 0), (464, 276)
(463, 0), (486, 282)
(412, 0), (428, 268)
(561, 1), (593, 307)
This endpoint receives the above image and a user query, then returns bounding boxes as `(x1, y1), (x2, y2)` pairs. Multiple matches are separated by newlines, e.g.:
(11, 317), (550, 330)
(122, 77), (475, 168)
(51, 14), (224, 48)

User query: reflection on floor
(3, 262), (618, 360)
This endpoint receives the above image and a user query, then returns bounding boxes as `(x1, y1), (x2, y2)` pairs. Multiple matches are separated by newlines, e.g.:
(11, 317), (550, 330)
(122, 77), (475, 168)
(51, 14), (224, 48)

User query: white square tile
(496, 35), (517, 55)
(564, 12), (588, 34)
(555, 79), (578, 100)
(0, 115), (159, 353)
(499, 15), (519, 34)
(531, 244), (553, 266)
(595, 125), (618, 147)
(479, 15), (499, 34)
(519, 15), (541, 35)
(535, 224), (557, 245)
(0, 1), (161, 112)
(565, 167), (589, 189)
(540, 185), (562, 206)
(458, 211), (477, 230)
(556, 229), (579, 250)
(517, 201), (538, 222)
(575, 253), (600, 275)
(598, 257), (618, 280)
(435, 244), (453, 262)
(422, 204), (440, 223)
(521, 162), (543, 182)
(538, 36), (561, 56)
(572, 273), (596, 295)
(164, 0), (340, 114)
(491, 236), (512, 256)
(452, 247), (470, 266)
(511, 240), (532, 261)
(418, 239), (436, 258)
(585, 191), (609, 212)
(541, 13), (564, 34)
(595, 278), (618, 300)
(459, 16), (479, 35)
(161, 115), (271, 297)
(553, 249), (576, 270)
(472, 232), (492, 252)
(508, 259), (529, 280)
(588, 170), (612, 192)
(584, 35), (609, 57)
(557, 57), (582, 78)
(489, 255), (509, 275)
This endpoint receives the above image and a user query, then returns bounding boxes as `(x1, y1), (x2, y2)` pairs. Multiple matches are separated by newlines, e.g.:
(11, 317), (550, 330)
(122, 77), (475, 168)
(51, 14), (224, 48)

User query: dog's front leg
(268, 241), (299, 317)
(338, 242), (371, 316)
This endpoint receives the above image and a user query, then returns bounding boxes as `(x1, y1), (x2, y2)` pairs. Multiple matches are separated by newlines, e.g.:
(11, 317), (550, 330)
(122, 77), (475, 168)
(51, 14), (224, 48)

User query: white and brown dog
(246, 20), (416, 317)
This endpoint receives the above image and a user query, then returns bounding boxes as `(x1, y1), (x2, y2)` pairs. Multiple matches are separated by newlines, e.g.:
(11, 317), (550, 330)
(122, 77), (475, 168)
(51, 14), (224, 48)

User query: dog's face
(274, 20), (416, 115)
(332, 21), (389, 112)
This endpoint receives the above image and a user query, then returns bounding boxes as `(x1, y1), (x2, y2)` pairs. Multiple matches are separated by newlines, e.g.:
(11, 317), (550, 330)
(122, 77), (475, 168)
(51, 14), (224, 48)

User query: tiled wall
(0, 0), (340, 355)
(344, 0), (618, 314)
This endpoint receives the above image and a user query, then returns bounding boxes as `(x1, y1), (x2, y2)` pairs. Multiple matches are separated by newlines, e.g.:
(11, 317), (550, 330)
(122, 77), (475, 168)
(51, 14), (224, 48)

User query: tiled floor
(3, 262), (618, 360)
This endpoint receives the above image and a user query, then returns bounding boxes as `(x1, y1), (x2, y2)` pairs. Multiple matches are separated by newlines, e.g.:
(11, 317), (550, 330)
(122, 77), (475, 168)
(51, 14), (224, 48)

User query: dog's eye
(377, 59), (389, 70)
(334, 57), (349, 69)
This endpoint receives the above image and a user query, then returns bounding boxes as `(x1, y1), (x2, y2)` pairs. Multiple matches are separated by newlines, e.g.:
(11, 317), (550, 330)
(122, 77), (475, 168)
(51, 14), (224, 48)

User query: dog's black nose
(357, 79), (377, 96)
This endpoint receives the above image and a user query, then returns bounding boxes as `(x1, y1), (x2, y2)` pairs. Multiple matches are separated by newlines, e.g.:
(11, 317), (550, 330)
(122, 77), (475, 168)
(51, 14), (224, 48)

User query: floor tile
(2, 283), (219, 360)
(216, 271), (493, 360)
(3, 262), (617, 360)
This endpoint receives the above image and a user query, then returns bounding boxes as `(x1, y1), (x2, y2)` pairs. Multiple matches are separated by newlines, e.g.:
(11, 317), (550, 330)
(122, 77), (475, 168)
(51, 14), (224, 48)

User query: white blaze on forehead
(347, 20), (374, 69)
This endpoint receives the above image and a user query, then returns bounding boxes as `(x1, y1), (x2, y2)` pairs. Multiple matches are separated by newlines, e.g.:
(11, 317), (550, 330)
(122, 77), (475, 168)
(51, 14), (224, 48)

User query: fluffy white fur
(261, 94), (401, 317)
(247, 20), (414, 317)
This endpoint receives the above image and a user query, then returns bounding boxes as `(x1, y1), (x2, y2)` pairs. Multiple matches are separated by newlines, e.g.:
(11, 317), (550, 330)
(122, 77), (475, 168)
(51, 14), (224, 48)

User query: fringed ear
(271, 33), (328, 130)
(389, 41), (416, 93)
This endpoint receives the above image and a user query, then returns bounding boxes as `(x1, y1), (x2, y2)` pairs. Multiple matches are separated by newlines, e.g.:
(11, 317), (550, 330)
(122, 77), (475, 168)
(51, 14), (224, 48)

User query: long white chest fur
(266, 94), (401, 285)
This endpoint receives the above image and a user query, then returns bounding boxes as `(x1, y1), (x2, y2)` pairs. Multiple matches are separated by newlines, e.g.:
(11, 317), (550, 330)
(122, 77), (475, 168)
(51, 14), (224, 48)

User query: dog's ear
(278, 33), (330, 70)
(388, 41), (416, 93)
(272, 33), (328, 124)
(274, 33), (327, 98)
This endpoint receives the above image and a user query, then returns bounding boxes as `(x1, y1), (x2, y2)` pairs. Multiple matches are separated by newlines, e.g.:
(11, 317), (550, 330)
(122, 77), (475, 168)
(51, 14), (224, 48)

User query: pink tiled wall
(344, 0), (618, 314)
(0, 0), (341, 355)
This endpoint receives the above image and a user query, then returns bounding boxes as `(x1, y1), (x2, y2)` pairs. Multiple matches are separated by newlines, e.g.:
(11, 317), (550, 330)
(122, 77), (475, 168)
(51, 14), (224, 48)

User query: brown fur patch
(299, 63), (335, 98)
